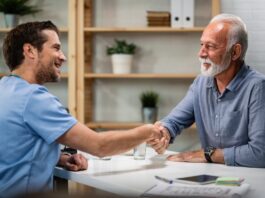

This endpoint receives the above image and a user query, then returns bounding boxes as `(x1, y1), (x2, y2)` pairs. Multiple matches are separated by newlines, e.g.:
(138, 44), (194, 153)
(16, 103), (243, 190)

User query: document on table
(142, 182), (250, 198)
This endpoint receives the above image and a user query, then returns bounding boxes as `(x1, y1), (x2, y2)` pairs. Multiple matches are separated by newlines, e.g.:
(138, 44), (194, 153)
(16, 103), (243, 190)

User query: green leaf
(0, 0), (41, 15)
(106, 39), (136, 55)
(140, 91), (159, 108)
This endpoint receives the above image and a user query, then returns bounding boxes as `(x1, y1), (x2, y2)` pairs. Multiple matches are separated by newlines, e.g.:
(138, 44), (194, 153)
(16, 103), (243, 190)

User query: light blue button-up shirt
(162, 64), (265, 168)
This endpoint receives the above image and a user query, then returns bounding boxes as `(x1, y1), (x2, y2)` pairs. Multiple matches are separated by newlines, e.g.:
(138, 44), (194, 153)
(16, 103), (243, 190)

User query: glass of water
(133, 142), (146, 160)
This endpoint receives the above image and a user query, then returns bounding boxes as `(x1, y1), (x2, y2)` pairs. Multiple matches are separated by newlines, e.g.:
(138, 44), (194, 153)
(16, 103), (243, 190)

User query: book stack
(146, 11), (171, 27)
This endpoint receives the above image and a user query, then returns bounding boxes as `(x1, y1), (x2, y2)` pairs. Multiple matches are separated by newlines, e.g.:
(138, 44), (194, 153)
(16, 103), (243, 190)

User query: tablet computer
(175, 174), (218, 185)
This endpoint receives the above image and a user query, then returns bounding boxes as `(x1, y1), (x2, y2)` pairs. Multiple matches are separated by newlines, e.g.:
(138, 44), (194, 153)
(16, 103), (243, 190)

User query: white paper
(142, 182), (250, 198)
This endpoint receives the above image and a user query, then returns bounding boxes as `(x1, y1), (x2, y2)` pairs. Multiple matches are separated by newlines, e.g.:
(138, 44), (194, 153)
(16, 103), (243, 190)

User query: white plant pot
(111, 54), (133, 74)
(141, 107), (158, 124)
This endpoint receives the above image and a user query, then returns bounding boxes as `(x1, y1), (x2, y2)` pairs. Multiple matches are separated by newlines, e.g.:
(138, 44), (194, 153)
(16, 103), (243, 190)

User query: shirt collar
(206, 62), (248, 92)
(226, 63), (248, 92)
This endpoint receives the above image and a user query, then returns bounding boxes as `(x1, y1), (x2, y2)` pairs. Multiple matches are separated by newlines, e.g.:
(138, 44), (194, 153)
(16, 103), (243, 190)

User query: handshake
(144, 122), (171, 154)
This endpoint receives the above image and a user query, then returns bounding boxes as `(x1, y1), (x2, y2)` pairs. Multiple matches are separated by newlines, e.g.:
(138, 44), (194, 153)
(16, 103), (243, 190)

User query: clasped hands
(58, 153), (88, 171)
(148, 122), (206, 163)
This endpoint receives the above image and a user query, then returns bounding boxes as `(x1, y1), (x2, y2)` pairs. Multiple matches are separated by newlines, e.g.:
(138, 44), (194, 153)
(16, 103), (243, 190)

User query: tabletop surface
(54, 148), (265, 197)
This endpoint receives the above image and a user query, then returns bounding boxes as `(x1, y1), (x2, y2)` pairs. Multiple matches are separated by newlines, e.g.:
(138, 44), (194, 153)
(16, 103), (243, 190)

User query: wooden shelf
(0, 27), (68, 33)
(84, 73), (197, 79)
(84, 27), (205, 33)
(86, 121), (197, 130)
(0, 72), (69, 78)
(0, 73), (6, 77)
(60, 73), (69, 78)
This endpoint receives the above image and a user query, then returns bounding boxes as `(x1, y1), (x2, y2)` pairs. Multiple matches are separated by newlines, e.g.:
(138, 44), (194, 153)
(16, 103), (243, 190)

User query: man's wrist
(58, 152), (72, 167)
(61, 152), (72, 156)
(204, 146), (216, 163)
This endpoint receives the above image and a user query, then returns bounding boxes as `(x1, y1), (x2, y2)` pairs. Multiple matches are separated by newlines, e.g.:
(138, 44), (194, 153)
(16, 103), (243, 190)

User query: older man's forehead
(201, 22), (229, 43)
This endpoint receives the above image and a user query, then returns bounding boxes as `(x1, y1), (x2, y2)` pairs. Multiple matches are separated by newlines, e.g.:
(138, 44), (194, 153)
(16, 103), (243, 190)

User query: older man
(150, 13), (265, 168)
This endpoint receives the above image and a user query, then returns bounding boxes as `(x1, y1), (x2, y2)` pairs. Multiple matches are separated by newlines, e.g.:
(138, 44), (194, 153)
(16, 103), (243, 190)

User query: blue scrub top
(0, 76), (77, 196)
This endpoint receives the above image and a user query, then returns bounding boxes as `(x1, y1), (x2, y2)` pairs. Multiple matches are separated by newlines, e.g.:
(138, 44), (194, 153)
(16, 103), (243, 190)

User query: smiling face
(35, 30), (66, 84)
(198, 22), (232, 77)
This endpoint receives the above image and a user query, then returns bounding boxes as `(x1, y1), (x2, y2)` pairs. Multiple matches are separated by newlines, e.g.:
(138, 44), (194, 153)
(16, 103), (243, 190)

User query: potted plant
(106, 39), (136, 74)
(140, 91), (159, 123)
(0, 0), (41, 27)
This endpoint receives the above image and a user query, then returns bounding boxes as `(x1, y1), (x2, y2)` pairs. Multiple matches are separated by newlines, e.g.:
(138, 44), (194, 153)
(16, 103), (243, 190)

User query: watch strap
(204, 147), (215, 163)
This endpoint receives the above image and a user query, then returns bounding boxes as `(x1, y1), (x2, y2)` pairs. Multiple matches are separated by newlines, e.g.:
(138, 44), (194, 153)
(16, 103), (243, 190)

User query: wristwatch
(204, 146), (216, 163)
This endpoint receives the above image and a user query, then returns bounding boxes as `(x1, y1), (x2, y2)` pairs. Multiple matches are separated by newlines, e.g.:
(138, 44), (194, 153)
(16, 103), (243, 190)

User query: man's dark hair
(2, 21), (59, 71)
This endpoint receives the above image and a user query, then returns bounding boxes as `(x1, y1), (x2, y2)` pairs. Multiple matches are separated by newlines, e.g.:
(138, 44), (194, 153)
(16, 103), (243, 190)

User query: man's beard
(36, 62), (60, 84)
(199, 52), (231, 77)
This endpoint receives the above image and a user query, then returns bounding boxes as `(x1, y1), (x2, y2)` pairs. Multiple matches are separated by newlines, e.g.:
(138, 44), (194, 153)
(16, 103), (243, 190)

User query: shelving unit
(83, 27), (205, 32)
(84, 73), (197, 79)
(76, 0), (220, 129)
(0, 0), (77, 116)
(0, 27), (69, 33)
(0, 72), (69, 78)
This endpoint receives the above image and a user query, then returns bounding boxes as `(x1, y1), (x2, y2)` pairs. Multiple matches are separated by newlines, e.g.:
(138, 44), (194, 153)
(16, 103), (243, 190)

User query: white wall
(221, 0), (265, 73)
(0, 0), (69, 106)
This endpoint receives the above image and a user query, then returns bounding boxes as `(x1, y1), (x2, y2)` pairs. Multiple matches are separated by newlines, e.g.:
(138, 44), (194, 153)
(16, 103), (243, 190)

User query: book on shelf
(171, 0), (182, 27)
(147, 22), (171, 27)
(183, 0), (194, 27)
(146, 10), (171, 27)
(171, 0), (194, 27)
(146, 11), (171, 18)
(148, 24), (170, 27)
(147, 16), (170, 21)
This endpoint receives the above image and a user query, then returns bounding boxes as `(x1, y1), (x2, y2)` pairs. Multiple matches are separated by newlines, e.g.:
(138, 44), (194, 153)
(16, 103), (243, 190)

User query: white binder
(171, 0), (183, 27)
(183, 0), (194, 27)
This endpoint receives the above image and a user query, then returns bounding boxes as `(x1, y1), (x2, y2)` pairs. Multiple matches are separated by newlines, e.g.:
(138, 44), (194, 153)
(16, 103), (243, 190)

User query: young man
(0, 21), (162, 196)
(150, 14), (265, 168)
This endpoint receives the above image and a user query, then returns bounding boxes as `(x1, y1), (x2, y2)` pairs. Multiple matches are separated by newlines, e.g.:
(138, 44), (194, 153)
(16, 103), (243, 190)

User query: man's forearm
(211, 149), (225, 164)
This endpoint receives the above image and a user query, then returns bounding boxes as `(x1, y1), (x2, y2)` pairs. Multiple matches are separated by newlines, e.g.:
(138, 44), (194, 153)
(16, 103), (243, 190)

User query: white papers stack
(142, 182), (250, 198)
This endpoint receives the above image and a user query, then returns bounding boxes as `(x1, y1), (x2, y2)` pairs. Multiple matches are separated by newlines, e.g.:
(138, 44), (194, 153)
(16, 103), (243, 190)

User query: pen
(155, 175), (173, 184)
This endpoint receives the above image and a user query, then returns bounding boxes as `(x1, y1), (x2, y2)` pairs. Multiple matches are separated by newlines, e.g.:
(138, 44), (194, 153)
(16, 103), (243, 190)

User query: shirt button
(216, 133), (219, 137)
(215, 115), (218, 118)
(218, 99), (221, 102)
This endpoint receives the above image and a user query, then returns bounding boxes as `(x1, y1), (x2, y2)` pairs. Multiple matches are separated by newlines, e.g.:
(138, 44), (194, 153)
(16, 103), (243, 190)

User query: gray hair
(210, 13), (248, 61)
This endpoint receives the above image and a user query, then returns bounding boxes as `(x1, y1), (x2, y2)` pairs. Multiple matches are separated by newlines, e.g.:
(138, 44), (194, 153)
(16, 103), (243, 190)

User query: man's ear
(23, 43), (37, 59)
(231, 43), (242, 61)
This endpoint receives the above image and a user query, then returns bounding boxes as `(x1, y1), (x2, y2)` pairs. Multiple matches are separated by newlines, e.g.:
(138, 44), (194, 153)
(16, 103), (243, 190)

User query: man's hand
(58, 153), (88, 171)
(147, 122), (170, 154)
(167, 149), (207, 163)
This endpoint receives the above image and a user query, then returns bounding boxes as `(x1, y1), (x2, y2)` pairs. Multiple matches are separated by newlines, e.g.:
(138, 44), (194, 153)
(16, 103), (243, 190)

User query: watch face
(206, 147), (215, 155)
(204, 147), (215, 163)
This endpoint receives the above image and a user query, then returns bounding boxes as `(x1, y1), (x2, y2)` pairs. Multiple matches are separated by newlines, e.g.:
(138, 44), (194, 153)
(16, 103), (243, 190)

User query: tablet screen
(176, 174), (218, 184)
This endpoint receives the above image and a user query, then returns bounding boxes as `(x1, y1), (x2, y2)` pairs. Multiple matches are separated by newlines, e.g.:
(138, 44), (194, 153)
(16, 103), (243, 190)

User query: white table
(54, 148), (264, 197)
